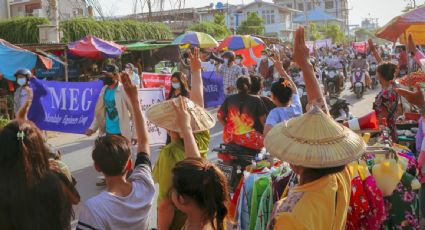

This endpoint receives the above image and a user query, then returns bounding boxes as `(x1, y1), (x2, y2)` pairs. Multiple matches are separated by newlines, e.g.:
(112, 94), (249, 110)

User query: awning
(125, 42), (172, 51)
(67, 36), (126, 59)
(0, 39), (53, 80)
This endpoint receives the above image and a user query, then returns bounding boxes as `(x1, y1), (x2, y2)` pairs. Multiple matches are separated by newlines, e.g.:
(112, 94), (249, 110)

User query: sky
(98, 0), (425, 26)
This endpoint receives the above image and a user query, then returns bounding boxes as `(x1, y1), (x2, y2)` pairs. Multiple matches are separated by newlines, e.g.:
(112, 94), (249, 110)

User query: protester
(167, 71), (191, 100)
(235, 54), (249, 76)
(265, 26), (364, 230)
(85, 64), (135, 186)
(249, 74), (275, 114)
(218, 76), (267, 150)
(250, 48), (273, 77)
(125, 63), (141, 88)
(0, 117), (78, 229)
(170, 96), (229, 230)
(13, 68), (33, 119)
(217, 51), (242, 96)
(77, 73), (154, 230)
(350, 53), (371, 89)
(154, 48), (211, 230)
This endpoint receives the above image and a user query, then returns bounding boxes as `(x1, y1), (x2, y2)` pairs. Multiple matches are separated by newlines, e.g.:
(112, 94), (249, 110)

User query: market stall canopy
(218, 35), (265, 51)
(172, 32), (219, 49)
(376, 5), (425, 45)
(0, 39), (53, 81)
(125, 42), (172, 51)
(67, 35), (126, 59)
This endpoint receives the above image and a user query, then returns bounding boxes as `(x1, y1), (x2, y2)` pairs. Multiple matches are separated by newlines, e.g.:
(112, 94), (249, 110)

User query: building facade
(274, 0), (349, 33)
(7, 0), (87, 20)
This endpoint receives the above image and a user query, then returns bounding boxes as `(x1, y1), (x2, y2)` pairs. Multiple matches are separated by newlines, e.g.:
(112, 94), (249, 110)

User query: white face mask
(235, 59), (242, 64)
(17, 78), (27, 86)
(261, 55), (267, 59)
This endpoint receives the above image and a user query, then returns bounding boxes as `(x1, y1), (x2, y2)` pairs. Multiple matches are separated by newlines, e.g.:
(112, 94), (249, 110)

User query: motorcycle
(369, 62), (378, 89)
(327, 96), (353, 122)
(353, 68), (366, 99)
(213, 144), (262, 192)
(323, 67), (340, 96)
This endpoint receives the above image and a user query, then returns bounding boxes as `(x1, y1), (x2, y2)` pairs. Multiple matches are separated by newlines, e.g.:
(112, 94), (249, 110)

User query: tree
(354, 28), (375, 41)
(214, 13), (225, 26)
(188, 22), (230, 40)
(237, 12), (265, 35)
(321, 24), (346, 43)
(309, 22), (322, 41)
(0, 17), (49, 43)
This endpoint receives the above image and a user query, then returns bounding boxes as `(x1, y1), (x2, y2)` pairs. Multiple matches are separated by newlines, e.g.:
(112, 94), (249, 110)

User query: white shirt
(201, 61), (216, 72)
(77, 157), (155, 230)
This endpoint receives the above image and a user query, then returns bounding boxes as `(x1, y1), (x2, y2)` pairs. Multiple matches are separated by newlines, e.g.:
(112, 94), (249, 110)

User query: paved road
(51, 85), (381, 227)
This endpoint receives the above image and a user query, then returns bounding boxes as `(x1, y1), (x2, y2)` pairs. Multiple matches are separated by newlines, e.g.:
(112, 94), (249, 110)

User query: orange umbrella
(376, 5), (425, 45)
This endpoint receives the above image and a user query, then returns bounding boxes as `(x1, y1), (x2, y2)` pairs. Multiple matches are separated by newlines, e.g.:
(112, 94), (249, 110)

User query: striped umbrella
(218, 35), (265, 51)
(172, 32), (218, 49)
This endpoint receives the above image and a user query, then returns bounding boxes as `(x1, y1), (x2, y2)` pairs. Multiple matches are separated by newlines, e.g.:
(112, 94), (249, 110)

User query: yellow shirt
(269, 168), (351, 230)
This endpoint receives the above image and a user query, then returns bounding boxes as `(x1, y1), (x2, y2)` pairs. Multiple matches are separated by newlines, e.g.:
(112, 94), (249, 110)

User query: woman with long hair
(0, 119), (76, 230)
(168, 71), (191, 100)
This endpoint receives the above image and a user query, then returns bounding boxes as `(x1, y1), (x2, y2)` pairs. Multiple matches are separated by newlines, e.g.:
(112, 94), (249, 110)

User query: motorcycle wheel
(356, 90), (361, 99)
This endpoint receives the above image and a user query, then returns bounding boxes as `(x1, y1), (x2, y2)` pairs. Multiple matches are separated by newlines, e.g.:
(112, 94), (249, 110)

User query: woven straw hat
(146, 97), (216, 133)
(264, 106), (366, 168)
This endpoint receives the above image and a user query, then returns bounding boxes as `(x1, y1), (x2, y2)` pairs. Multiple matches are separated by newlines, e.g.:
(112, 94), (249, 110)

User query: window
(325, 1), (334, 9)
(286, 3), (293, 8)
(307, 2), (312, 10)
(298, 3), (304, 11)
(262, 9), (275, 25)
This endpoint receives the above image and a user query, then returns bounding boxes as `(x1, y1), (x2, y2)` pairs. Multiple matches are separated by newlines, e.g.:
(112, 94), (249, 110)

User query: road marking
(211, 131), (223, 138)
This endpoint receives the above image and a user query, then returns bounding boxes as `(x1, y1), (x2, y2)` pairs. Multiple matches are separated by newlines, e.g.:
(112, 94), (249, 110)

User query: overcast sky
(98, 0), (424, 26)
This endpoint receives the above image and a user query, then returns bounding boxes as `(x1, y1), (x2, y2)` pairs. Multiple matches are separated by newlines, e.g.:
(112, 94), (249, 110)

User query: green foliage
(59, 18), (173, 42)
(354, 28), (375, 41)
(309, 23), (322, 41)
(0, 117), (9, 128)
(237, 12), (265, 35)
(188, 22), (230, 40)
(0, 17), (49, 44)
(214, 13), (225, 26)
(320, 24), (346, 43)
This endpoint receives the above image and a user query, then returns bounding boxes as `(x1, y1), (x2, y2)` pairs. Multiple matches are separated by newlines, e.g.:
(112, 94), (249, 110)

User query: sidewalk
(47, 132), (87, 147)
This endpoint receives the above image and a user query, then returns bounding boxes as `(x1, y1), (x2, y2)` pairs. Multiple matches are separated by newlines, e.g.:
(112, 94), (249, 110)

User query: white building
(232, 0), (300, 40)
(0, 0), (9, 19)
(7, 0), (87, 20)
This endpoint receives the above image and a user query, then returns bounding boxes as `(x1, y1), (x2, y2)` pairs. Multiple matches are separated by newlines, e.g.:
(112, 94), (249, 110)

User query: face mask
(261, 55), (267, 59)
(172, 82), (181, 89)
(103, 76), (115, 86)
(17, 78), (27, 86)
(235, 59), (242, 64)
(357, 56), (361, 60)
(209, 59), (215, 64)
(223, 58), (229, 65)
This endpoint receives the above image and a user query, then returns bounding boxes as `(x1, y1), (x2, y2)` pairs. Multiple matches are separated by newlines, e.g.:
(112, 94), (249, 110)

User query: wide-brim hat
(264, 106), (366, 168)
(146, 97), (216, 133)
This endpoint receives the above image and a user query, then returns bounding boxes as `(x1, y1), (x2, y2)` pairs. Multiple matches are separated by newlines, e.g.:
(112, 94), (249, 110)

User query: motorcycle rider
(324, 50), (344, 92)
(350, 53), (371, 89)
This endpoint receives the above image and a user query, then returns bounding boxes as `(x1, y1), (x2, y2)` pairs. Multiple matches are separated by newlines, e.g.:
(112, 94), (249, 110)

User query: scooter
(369, 62), (378, 89)
(213, 144), (262, 192)
(327, 96), (353, 122)
(323, 67), (340, 96)
(353, 68), (366, 99)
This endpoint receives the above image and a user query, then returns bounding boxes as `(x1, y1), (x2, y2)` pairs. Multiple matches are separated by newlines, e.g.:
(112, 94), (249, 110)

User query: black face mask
(103, 76), (115, 86)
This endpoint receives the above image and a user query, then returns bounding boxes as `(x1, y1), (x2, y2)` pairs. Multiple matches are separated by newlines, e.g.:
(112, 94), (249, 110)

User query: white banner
(138, 88), (167, 146)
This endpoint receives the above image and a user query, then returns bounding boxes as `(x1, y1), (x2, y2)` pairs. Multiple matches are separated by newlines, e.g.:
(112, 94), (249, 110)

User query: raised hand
(395, 85), (425, 107)
(408, 34), (417, 54)
(189, 47), (202, 72)
(368, 39), (377, 53)
(293, 27), (310, 68)
(121, 72), (138, 103)
(172, 96), (191, 131)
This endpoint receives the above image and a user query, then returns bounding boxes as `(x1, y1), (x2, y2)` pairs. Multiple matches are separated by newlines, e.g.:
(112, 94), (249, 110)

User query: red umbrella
(376, 5), (425, 44)
(67, 36), (126, 59)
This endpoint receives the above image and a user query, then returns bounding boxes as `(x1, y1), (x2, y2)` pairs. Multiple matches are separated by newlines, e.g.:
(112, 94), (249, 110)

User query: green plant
(214, 13), (225, 26)
(0, 117), (9, 128)
(59, 18), (173, 42)
(320, 24), (346, 43)
(309, 23), (322, 41)
(237, 12), (264, 35)
(188, 22), (230, 40)
(0, 17), (49, 43)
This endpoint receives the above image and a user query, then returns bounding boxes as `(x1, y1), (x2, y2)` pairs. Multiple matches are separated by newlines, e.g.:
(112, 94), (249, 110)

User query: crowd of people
(1, 25), (425, 230)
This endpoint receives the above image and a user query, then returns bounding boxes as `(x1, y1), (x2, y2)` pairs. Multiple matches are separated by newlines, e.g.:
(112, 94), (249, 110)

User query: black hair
(172, 158), (229, 230)
(377, 62), (397, 82)
(302, 165), (346, 182)
(236, 76), (251, 94)
(92, 135), (131, 176)
(249, 74), (263, 94)
(271, 78), (293, 105)
(168, 71), (190, 99)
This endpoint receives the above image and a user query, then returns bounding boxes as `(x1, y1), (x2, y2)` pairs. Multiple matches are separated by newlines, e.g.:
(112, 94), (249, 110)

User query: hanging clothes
(346, 176), (370, 230)
(254, 184), (273, 230)
(383, 172), (420, 230)
(249, 177), (272, 230)
(361, 175), (386, 230)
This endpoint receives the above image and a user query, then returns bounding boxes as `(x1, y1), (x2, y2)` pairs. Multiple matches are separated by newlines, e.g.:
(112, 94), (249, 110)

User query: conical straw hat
(264, 106), (366, 168)
(146, 97), (216, 133)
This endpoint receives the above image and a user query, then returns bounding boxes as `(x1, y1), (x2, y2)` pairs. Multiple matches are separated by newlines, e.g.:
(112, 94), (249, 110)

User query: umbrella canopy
(125, 42), (171, 51)
(172, 32), (218, 49)
(376, 6), (425, 44)
(67, 36), (126, 59)
(0, 39), (53, 81)
(218, 35), (265, 51)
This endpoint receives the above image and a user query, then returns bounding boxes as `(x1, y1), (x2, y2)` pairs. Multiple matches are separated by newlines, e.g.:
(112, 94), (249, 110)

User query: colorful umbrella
(376, 5), (425, 45)
(172, 32), (218, 49)
(0, 39), (53, 80)
(218, 35), (265, 51)
(67, 36), (126, 60)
